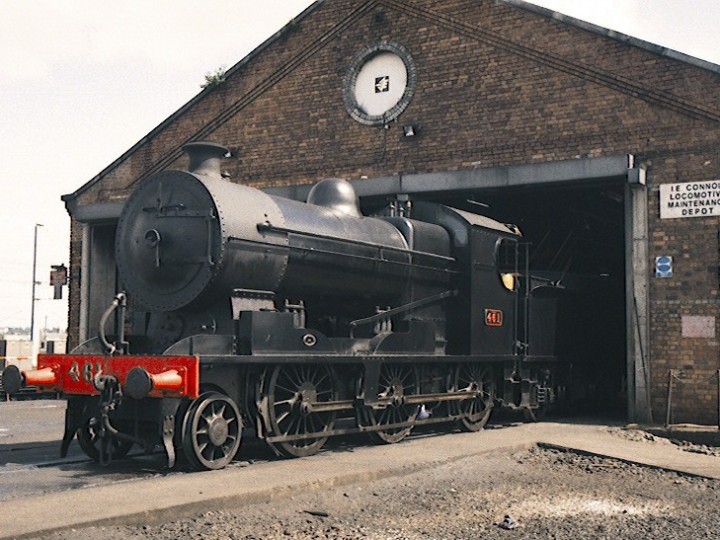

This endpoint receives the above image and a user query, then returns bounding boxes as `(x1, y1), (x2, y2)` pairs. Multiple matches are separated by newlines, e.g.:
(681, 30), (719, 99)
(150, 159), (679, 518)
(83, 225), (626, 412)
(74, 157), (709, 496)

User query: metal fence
(665, 369), (720, 428)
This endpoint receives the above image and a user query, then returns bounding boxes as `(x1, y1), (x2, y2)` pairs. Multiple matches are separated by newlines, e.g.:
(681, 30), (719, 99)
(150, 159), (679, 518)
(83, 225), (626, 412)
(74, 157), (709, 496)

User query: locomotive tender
(2, 142), (562, 470)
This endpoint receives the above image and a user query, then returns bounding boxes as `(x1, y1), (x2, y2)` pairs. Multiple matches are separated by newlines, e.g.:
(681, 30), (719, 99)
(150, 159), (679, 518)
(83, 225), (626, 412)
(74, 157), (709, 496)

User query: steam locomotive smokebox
(115, 142), (450, 312)
(115, 163), (288, 311)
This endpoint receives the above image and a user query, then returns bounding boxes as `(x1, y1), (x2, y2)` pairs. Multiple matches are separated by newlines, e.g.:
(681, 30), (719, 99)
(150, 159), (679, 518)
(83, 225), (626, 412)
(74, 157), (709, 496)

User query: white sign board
(660, 180), (720, 219)
(682, 315), (716, 338)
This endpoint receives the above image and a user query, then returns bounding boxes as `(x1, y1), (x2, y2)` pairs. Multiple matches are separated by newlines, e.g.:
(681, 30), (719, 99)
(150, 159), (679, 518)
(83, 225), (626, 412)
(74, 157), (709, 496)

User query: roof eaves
(62, 0), (326, 208)
(501, 0), (720, 76)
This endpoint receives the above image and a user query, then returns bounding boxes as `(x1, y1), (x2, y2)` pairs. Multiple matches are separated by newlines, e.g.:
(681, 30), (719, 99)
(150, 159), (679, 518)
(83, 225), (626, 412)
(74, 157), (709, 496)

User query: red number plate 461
(484, 309), (503, 327)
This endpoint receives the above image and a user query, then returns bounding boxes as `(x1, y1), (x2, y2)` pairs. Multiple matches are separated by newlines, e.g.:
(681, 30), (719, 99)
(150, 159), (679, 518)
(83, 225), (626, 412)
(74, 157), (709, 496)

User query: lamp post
(30, 223), (43, 343)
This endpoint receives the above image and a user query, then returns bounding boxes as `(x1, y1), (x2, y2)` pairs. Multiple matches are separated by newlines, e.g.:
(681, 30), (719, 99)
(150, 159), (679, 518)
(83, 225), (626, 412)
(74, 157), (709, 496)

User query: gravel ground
(38, 439), (720, 540)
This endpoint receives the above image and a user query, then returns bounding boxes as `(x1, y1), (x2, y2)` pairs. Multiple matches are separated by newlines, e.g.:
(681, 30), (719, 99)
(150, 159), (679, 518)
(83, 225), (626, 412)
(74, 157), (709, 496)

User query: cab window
(496, 239), (519, 292)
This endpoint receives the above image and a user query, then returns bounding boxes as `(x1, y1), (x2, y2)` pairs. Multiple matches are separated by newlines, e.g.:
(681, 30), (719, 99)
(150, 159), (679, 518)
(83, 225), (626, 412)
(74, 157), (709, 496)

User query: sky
(0, 0), (717, 332)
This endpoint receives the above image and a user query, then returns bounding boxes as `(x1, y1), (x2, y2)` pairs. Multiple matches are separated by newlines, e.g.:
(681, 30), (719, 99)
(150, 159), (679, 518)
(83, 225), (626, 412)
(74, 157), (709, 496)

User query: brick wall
(66, 0), (720, 423)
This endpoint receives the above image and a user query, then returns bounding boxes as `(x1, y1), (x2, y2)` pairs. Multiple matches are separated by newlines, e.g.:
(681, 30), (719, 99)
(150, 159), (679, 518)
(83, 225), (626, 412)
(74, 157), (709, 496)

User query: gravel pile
(669, 439), (720, 458)
(39, 443), (720, 540)
(607, 425), (720, 458)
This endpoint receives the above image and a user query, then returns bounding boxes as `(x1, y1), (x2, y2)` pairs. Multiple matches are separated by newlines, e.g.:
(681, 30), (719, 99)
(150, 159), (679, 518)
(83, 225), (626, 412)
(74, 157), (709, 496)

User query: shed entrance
(440, 180), (628, 416)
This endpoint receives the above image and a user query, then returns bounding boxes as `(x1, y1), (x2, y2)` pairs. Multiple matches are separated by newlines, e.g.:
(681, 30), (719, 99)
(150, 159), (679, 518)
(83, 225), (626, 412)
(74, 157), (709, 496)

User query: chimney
(182, 141), (229, 178)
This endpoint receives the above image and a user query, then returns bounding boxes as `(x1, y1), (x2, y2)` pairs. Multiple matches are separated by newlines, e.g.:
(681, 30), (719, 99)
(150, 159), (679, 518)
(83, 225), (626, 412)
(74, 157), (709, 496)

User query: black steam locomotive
(2, 142), (564, 470)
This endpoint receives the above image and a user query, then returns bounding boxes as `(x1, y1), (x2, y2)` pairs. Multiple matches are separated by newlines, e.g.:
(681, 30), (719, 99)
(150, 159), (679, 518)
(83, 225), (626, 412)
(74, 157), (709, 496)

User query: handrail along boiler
(1, 142), (563, 470)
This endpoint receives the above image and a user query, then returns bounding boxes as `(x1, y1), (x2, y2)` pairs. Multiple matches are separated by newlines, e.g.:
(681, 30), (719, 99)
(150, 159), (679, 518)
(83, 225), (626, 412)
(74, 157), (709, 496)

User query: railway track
(3, 422), (519, 468)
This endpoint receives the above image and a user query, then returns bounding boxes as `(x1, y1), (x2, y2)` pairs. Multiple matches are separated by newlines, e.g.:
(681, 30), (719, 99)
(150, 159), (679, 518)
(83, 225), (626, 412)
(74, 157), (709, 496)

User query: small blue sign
(655, 256), (673, 278)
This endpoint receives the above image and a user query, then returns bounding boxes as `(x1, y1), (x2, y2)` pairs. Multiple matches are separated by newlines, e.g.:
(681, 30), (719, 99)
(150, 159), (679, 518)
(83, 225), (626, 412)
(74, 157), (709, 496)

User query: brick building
(62, 0), (720, 424)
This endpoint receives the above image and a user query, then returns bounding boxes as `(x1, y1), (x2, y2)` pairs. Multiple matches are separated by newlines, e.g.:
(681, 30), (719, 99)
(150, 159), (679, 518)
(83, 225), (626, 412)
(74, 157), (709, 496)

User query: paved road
(0, 399), (65, 444)
(0, 400), (104, 502)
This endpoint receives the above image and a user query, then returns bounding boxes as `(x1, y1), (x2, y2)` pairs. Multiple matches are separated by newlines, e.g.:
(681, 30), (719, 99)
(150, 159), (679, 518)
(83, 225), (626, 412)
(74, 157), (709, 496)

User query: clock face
(343, 42), (416, 126)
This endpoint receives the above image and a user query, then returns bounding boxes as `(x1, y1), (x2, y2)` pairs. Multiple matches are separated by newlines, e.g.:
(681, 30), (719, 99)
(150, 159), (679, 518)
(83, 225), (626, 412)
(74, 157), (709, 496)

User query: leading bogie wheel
(181, 392), (242, 471)
(77, 417), (134, 463)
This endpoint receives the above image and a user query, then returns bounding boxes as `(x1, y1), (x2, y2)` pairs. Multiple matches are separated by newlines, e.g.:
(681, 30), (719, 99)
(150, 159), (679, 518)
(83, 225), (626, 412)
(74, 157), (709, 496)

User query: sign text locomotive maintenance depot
(660, 181), (720, 219)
